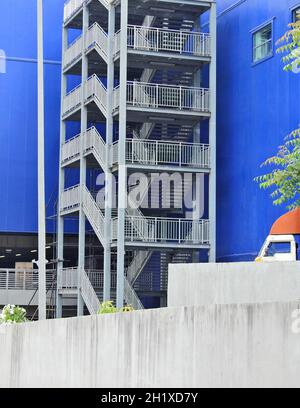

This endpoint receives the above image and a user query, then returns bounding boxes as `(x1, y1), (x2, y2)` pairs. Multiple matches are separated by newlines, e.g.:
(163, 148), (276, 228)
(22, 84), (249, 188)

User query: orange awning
(270, 208), (300, 235)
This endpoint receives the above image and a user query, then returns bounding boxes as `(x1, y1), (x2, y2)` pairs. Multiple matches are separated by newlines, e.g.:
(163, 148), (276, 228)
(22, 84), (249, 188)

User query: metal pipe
(37, 0), (46, 320)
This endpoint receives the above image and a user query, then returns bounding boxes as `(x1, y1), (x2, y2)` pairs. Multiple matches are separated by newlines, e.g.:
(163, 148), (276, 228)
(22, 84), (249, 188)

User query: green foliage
(255, 129), (300, 209)
(98, 301), (118, 314)
(255, 24), (300, 209)
(98, 301), (135, 315)
(119, 305), (135, 313)
(0, 305), (27, 324)
(277, 22), (300, 72)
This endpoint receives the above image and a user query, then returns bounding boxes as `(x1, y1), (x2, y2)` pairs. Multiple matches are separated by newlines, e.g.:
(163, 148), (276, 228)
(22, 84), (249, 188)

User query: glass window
(293, 7), (300, 22)
(253, 23), (273, 63)
(265, 242), (291, 257)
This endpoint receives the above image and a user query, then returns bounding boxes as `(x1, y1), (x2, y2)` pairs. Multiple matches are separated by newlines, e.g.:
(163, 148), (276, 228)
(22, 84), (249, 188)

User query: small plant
(120, 305), (135, 313)
(98, 301), (135, 315)
(0, 305), (27, 324)
(98, 301), (117, 314)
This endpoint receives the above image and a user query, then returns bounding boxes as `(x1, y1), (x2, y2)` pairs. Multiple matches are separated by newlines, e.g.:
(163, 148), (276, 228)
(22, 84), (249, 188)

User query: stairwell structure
(56, 0), (217, 316)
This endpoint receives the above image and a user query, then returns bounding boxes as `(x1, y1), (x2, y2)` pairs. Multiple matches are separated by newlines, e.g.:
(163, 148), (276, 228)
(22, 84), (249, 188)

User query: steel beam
(209, 2), (217, 262)
(56, 25), (68, 319)
(103, 5), (116, 302)
(37, 0), (47, 321)
(116, 0), (129, 309)
(77, 4), (89, 316)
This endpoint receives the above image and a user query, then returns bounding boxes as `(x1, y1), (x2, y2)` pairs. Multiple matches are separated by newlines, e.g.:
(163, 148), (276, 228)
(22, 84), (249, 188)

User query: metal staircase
(57, 0), (216, 317)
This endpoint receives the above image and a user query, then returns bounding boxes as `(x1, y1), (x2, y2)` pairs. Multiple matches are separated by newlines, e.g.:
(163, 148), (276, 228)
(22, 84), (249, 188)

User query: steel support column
(103, 6), (115, 302)
(77, 4), (89, 315)
(37, 0), (47, 321)
(209, 2), (217, 262)
(116, 0), (129, 309)
(56, 25), (68, 319)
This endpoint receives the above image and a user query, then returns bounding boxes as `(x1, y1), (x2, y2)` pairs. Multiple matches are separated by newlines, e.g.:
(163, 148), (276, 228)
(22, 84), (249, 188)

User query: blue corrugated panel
(0, 0), (64, 233)
(216, 0), (300, 261)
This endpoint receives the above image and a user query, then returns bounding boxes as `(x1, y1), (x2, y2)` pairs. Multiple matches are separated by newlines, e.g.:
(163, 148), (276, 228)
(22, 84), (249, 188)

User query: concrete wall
(0, 290), (76, 307)
(1, 301), (300, 388)
(168, 262), (300, 308)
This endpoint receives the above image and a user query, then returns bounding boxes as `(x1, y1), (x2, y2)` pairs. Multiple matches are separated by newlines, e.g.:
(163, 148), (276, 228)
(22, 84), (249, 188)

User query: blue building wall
(0, 0), (64, 233)
(216, 0), (300, 261)
(1, 0), (299, 263)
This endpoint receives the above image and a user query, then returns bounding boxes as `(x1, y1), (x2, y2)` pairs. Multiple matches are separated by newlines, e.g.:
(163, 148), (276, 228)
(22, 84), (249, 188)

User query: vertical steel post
(56, 23), (68, 319)
(209, 2), (217, 262)
(116, 0), (129, 309)
(104, 5), (115, 302)
(77, 4), (89, 316)
(37, 0), (47, 320)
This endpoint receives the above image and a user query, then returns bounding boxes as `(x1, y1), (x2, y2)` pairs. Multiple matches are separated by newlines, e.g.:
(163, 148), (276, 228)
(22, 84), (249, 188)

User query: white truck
(256, 208), (300, 262)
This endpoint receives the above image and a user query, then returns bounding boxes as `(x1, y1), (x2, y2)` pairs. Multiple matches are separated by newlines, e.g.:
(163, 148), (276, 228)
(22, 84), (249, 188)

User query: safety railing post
(179, 220), (181, 244)
(6, 269), (9, 290)
(179, 142), (182, 167)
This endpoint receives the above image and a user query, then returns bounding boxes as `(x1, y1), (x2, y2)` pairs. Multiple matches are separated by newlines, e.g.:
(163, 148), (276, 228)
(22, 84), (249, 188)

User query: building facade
(216, 0), (300, 261)
(57, 0), (216, 315)
(2, 0), (296, 315)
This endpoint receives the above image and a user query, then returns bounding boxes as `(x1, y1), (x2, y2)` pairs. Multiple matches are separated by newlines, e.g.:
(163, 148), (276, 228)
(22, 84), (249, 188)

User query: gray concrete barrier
(168, 262), (300, 307)
(1, 301), (300, 388)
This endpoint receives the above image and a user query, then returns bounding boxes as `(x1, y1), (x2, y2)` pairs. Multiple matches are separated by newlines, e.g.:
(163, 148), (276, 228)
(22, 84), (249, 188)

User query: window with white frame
(293, 6), (300, 22)
(253, 23), (273, 63)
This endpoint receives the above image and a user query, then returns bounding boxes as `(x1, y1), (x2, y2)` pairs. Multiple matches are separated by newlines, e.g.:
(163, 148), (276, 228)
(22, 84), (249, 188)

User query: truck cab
(256, 208), (300, 263)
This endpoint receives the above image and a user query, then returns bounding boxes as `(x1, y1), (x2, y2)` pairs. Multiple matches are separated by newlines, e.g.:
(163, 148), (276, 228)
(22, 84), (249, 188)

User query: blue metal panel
(295, 236), (300, 260)
(0, 0), (64, 233)
(216, 0), (300, 261)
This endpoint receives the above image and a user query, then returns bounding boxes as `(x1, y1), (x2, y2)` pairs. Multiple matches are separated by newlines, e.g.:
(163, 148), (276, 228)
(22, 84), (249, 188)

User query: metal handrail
(0, 269), (56, 291)
(114, 26), (211, 57)
(61, 127), (106, 168)
(86, 74), (108, 115)
(85, 126), (106, 169)
(124, 138), (210, 168)
(61, 133), (81, 163)
(127, 25), (211, 56)
(63, 83), (82, 116)
(63, 34), (83, 69)
(85, 22), (108, 60)
(82, 186), (106, 247)
(123, 216), (210, 245)
(64, 0), (84, 22)
(122, 82), (210, 112)
(60, 185), (81, 212)
(80, 268), (100, 314)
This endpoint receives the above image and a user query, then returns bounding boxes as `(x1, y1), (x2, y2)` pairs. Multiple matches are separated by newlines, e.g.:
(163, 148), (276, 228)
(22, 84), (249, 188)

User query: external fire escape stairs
(57, 0), (216, 316)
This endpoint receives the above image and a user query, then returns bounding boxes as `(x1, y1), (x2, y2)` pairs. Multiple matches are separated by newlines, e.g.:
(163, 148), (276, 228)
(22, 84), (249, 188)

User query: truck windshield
(265, 242), (291, 256)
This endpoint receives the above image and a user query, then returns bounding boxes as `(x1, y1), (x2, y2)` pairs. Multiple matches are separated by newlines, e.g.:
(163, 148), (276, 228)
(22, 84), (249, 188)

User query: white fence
(60, 185), (81, 213)
(126, 82), (210, 112)
(80, 269), (100, 315)
(124, 278), (144, 310)
(57, 268), (78, 290)
(64, 0), (84, 22)
(84, 127), (106, 167)
(114, 26), (211, 57)
(61, 133), (81, 164)
(119, 216), (210, 245)
(63, 35), (83, 70)
(128, 25), (211, 56)
(86, 74), (107, 115)
(0, 268), (117, 293)
(86, 23), (108, 60)
(82, 186), (105, 246)
(63, 84), (82, 117)
(0, 269), (55, 291)
(61, 127), (106, 167)
(125, 139), (210, 168)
